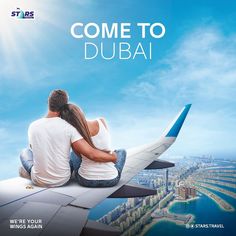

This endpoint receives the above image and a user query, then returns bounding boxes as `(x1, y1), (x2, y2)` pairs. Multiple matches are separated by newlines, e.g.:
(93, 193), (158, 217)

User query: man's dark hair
(48, 90), (68, 112)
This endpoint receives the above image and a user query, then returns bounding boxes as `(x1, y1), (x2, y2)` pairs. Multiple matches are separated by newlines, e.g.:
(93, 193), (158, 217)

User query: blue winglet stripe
(165, 104), (191, 137)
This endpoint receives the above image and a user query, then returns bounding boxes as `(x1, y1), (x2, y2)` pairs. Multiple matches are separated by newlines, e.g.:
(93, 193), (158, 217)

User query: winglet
(163, 104), (191, 137)
(109, 183), (157, 198)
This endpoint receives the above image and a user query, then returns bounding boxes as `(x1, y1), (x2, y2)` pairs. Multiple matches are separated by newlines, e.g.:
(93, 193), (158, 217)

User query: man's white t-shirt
(28, 117), (82, 187)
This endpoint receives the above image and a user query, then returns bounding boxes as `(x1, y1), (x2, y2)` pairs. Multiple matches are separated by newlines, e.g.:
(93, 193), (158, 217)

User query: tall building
(186, 187), (196, 197)
(128, 198), (135, 208)
(176, 186), (196, 199)
(178, 187), (187, 200)
(159, 192), (174, 209)
(165, 169), (169, 193)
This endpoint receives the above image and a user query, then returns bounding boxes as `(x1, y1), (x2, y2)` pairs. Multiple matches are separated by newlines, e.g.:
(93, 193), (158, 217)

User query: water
(145, 164), (236, 236)
(1, 160), (235, 236)
(145, 182), (236, 236)
(88, 185), (236, 236)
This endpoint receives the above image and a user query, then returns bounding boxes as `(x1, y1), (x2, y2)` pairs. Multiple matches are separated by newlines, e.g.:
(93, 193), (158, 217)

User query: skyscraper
(165, 169), (169, 193)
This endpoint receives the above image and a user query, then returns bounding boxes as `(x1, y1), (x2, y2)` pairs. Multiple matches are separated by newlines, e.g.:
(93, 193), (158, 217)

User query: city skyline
(89, 156), (236, 235)
(0, 0), (236, 181)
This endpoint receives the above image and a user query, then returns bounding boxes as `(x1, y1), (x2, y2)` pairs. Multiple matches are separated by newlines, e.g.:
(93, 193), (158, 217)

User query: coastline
(138, 197), (196, 236)
(168, 196), (199, 209)
(139, 213), (194, 236)
(194, 186), (235, 212)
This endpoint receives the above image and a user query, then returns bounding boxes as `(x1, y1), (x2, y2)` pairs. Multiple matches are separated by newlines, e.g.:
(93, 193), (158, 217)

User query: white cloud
(123, 26), (236, 104)
(0, 121), (28, 161)
(0, 120), (30, 179)
(104, 104), (236, 159)
(118, 26), (236, 158)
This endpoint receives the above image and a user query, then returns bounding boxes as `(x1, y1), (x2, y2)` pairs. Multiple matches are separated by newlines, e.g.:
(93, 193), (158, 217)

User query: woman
(60, 103), (126, 187)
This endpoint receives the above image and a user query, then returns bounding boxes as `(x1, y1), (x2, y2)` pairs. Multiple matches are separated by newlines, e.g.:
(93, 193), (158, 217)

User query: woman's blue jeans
(69, 149), (127, 187)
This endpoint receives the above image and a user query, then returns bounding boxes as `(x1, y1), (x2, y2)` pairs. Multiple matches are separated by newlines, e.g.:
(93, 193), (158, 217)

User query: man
(19, 89), (117, 187)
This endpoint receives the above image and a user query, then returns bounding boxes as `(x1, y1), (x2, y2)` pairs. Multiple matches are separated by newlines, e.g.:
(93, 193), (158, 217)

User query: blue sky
(0, 0), (236, 179)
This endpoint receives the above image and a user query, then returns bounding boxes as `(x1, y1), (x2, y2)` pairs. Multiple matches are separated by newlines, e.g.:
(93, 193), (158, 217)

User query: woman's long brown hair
(60, 103), (96, 148)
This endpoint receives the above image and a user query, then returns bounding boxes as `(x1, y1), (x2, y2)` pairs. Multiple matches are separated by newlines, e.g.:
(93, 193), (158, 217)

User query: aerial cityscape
(90, 156), (236, 236)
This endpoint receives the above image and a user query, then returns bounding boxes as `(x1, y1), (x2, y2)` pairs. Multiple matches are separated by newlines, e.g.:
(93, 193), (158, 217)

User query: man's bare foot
(19, 166), (31, 179)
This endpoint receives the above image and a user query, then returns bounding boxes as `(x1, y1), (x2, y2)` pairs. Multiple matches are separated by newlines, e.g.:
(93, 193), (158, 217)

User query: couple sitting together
(19, 90), (126, 188)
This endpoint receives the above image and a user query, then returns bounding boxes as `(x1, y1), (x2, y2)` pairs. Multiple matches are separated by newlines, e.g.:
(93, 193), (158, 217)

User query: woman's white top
(78, 118), (118, 180)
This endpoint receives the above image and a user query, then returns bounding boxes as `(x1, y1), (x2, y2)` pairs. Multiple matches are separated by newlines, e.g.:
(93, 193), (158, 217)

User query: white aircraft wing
(0, 104), (191, 236)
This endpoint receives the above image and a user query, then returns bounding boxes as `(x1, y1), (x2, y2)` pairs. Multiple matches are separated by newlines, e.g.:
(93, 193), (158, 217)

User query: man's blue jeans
(20, 148), (34, 174)
(70, 149), (127, 187)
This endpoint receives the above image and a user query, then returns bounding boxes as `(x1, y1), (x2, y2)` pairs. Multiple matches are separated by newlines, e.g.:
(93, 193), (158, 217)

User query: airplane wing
(0, 104), (191, 236)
